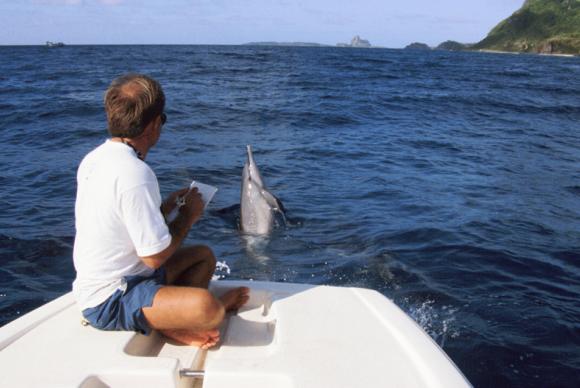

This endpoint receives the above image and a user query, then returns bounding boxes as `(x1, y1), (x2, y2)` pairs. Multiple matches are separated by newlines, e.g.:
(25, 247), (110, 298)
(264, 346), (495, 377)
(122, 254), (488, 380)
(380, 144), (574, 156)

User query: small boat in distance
(46, 41), (65, 47)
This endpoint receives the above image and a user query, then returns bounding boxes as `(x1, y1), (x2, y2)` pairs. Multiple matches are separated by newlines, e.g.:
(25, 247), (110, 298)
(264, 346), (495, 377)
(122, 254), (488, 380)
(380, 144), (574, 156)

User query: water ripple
(0, 45), (579, 387)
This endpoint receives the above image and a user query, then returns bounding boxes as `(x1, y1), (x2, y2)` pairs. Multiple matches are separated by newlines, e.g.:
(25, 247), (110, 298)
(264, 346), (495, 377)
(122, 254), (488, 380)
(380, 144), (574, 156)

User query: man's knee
(195, 245), (216, 271)
(143, 287), (225, 331)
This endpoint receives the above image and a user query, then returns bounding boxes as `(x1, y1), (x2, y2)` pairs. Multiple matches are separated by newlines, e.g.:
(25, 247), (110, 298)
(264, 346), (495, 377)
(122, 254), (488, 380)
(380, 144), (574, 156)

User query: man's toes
(201, 335), (220, 349)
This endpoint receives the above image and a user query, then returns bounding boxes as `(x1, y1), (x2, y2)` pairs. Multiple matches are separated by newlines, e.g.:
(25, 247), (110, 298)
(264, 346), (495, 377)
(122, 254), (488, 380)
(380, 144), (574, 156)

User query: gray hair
(104, 74), (165, 138)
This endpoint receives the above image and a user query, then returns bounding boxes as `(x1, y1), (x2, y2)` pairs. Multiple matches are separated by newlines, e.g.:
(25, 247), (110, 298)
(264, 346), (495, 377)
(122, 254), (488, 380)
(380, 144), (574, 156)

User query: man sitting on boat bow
(72, 74), (249, 348)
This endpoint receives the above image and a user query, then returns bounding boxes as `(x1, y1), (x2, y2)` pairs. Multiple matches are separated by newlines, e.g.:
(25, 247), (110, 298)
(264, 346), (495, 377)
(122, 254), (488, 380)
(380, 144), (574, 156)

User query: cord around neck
(113, 137), (144, 160)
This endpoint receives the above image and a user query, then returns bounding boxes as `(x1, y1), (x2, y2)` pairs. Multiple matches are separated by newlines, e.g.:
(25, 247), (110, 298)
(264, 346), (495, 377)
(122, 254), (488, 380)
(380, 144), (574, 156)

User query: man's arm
(141, 188), (204, 269)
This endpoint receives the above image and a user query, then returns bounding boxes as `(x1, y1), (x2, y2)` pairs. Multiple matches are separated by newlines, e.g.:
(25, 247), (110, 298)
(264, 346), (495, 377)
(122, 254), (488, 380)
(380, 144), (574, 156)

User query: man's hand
(180, 187), (204, 226)
(161, 187), (189, 218)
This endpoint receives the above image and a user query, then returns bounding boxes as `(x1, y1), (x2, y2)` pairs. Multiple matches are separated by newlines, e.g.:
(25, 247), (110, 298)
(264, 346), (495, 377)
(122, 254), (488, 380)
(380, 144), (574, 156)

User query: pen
(175, 183), (195, 207)
(167, 181), (196, 222)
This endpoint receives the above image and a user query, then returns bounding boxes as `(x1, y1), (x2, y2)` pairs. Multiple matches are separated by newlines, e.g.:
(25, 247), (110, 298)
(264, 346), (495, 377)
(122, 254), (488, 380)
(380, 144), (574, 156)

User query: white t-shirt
(72, 140), (171, 310)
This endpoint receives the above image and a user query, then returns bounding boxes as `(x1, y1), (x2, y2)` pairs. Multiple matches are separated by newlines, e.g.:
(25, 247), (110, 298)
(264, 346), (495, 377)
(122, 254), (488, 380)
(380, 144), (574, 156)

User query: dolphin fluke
(240, 145), (285, 235)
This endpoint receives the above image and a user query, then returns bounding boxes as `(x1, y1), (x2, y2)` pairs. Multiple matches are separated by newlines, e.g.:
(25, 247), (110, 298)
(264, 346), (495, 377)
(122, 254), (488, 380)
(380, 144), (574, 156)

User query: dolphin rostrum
(240, 145), (285, 235)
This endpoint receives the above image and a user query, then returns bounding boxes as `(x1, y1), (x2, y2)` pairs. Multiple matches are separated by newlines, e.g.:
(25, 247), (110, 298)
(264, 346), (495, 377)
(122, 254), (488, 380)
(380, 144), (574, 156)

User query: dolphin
(240, 145), (285, 235)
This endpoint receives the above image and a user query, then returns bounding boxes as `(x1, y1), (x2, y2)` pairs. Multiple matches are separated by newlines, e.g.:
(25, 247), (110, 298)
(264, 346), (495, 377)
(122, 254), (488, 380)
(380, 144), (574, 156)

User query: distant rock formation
(405, 42), (431, 50)
(337, 35), (372, 48)
(435, 40), (468, 51)
(351, 35), (371, 48)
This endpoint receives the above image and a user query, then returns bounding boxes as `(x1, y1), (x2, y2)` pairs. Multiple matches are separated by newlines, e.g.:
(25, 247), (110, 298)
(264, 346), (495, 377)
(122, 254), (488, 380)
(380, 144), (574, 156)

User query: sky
(1, 0), (525, 47)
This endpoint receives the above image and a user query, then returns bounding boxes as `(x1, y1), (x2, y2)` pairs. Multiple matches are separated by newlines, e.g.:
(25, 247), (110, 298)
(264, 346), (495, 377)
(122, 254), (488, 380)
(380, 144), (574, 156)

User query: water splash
(404, 299), (460, 348)
(212, 260), (231, 280)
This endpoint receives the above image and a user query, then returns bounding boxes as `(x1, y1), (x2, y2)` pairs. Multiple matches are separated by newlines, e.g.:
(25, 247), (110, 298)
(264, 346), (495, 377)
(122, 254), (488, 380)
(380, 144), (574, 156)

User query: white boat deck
(0, 281), (471, 388)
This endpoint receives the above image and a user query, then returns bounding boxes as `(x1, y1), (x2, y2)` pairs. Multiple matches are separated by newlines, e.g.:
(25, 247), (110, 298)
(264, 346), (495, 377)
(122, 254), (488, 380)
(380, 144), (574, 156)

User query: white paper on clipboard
(166, 180), (218, 223)
(189, 180), (218, 209)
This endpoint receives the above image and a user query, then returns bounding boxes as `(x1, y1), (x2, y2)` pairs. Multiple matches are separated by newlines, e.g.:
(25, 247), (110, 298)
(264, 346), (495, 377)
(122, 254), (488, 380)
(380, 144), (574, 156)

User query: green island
(405, 0), (579, 55)
(245, 1), (579, 55)
(473, 0), (580, 55)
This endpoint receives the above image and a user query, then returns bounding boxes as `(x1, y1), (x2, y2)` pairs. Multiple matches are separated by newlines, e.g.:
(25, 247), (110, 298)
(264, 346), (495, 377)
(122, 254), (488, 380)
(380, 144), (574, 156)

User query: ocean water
(0, 45), (579, 387)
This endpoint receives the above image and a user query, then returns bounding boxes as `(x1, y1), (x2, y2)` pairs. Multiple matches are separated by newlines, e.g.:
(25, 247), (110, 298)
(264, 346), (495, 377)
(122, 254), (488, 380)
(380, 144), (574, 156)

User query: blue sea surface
(0, 45), (579, 387)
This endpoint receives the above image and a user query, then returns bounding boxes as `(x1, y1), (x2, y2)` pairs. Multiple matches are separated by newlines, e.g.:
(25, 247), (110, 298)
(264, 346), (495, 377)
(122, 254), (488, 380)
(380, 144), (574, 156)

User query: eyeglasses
(161, 113), (167, 125)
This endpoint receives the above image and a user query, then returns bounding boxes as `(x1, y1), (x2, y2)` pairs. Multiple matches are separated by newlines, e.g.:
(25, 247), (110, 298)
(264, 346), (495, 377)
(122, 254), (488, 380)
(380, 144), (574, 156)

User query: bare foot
(220, 287), (250, 312)
(162, 328), (220, 349)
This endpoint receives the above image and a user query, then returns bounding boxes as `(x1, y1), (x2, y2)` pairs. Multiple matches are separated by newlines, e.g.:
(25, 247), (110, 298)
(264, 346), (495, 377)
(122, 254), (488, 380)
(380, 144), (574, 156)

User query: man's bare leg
(142, 286), (224, 347)
(159, 292), (249, 347)
(145, 245), (250, 347)
(147, 287), (250, 347)
(164, 245), (216, 288)
(171, 287), (249, 347)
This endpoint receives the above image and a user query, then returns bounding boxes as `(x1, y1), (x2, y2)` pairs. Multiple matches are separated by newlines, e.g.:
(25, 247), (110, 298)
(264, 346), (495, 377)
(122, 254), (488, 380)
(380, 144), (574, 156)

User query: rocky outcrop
(435, 40), (468, 51)
(404, 42), (431, 50)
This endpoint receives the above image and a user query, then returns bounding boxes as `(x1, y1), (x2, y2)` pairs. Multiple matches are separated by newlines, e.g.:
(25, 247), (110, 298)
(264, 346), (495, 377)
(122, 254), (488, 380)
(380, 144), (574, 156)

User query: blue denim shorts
(82, 268), (166, 335)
